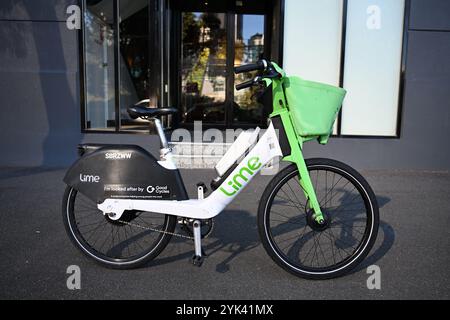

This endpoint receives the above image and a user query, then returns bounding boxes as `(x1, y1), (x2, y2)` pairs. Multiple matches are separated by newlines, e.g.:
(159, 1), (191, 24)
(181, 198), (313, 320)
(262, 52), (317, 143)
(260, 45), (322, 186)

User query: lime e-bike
(62, 60), (379, 279)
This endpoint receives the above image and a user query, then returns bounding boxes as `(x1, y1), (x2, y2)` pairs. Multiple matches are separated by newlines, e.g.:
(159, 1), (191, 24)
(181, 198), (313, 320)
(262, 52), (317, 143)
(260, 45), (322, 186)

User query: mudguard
(63, 145), (189, 203)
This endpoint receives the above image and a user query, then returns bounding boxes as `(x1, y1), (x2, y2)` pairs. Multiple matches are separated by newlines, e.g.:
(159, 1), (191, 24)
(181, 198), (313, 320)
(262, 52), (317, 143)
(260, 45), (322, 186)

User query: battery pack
(215, 127), (261, 177)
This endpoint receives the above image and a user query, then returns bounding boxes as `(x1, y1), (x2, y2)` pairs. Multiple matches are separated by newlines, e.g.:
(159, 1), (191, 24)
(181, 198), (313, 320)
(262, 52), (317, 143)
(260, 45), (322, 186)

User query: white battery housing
(215, 127), (261, 177)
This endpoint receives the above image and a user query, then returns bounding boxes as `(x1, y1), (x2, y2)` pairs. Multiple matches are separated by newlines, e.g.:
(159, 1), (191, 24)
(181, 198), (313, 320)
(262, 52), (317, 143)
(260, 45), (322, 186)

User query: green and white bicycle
(62, 60), (379, 279)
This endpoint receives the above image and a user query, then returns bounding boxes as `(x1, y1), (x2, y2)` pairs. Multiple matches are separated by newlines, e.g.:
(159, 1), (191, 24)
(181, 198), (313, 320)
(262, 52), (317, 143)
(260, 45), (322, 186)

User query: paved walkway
(0, 167), (449, 299)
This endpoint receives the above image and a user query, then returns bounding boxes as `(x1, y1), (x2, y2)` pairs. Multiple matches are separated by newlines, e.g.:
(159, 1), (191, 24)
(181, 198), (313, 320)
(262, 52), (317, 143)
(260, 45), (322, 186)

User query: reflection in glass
(233, 14), (265, 124)
(181, 12), (227, 124)
(119, 0), (150, 130)
(84, 0), (116, 130)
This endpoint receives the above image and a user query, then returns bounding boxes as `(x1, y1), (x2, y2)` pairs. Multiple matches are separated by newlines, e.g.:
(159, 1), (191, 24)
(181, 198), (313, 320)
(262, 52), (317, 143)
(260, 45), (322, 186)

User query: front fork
(276, 112), (325, 224)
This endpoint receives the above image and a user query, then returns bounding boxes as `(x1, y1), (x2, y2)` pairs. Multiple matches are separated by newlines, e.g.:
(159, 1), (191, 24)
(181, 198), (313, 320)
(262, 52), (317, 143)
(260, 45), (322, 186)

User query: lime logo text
(220, 157), (262, 197)
(79, 174), (100, 183)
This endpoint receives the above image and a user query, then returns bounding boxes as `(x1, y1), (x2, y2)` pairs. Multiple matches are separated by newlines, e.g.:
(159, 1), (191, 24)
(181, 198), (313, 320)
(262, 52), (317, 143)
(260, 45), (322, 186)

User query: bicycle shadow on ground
(349, 194), (395, 274)
(148, 195), (394, 275)
(148, 210), (259, 273)
(274, 192), (393, 274)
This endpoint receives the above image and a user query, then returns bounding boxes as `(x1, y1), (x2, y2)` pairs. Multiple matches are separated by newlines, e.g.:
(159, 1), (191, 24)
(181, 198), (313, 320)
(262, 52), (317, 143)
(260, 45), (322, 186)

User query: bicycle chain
(117, 219), (195, 240)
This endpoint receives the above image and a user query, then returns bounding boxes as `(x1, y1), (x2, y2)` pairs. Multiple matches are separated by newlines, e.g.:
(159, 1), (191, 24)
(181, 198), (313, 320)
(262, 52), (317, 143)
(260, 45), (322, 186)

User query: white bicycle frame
(97, 119), (282, 221)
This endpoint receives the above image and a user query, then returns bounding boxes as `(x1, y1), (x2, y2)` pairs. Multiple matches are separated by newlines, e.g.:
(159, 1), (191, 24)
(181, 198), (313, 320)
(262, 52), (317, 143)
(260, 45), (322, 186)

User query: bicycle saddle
(127, 102), (177, 119)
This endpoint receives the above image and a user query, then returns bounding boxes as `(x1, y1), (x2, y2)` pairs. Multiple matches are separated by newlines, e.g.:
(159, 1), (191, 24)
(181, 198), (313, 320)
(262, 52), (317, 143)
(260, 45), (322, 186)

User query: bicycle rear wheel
(258, 158), (379, 279)
(62, 187), (176, 269)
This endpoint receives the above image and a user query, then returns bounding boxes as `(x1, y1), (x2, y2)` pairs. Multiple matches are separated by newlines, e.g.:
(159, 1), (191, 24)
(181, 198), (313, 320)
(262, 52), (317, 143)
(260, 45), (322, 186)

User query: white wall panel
(283, 0), (343, 85)
(283, 0), (343, 134)
(341, 0), (405, 136)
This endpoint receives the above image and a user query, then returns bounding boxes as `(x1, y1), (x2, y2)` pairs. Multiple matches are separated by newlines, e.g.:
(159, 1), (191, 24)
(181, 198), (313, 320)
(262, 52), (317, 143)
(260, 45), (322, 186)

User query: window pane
(233, 14), (265, 124)
(283, 0), (343, 85)
(180, 12), (227, 124)
(119, 0), (150, 131)
(341, 0), (405, 136)
(283, 0), (343, 134)
(84, 0), (116, 130)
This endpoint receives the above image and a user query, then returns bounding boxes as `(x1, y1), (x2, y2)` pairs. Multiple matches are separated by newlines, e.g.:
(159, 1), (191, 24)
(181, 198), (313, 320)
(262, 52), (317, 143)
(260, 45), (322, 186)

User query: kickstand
(191, 220), (205, 267)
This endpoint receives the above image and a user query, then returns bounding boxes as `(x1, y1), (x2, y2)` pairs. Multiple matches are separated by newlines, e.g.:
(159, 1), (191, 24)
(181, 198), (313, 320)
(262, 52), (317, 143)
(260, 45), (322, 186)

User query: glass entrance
(181, 12), (228, 124)
(179, 10), (266, 127)
(233, 14), (265, 124)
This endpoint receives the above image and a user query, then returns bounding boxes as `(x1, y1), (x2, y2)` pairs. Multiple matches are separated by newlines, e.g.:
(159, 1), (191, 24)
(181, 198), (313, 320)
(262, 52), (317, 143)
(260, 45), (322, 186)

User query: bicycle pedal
(191, 255), (204, 267)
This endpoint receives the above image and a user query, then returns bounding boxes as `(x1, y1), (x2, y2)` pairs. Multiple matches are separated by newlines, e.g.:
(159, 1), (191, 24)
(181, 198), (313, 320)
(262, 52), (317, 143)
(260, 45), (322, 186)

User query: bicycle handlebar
(235, 59), (281, 91)
(234, 60), (267, 74)
(235, 79), (255, 91)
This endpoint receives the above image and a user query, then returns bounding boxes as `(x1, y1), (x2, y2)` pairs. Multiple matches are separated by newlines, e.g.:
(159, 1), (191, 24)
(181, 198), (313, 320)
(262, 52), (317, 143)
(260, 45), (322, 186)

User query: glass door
(179, 11), (267, 127)
(233, 14), (266, 124)
(180, 12), (228, 124)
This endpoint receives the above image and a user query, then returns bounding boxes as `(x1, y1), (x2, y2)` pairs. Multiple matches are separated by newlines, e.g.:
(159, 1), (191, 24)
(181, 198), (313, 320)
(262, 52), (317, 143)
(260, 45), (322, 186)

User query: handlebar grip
(234, 61), (265, 74)
(236, 79), (254, 91)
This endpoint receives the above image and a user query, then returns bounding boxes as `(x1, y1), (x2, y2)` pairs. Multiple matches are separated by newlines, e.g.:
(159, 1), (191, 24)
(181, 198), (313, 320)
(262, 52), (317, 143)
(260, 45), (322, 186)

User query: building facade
(0, 0), (449, 170)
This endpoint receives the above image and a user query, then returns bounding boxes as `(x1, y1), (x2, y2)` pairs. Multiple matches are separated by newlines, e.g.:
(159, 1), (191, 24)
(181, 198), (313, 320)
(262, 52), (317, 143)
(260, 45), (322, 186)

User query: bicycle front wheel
(258, 158), (379, 279)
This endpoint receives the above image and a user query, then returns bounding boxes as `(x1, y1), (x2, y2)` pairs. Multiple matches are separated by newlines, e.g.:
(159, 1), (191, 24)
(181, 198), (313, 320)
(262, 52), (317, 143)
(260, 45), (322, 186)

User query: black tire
(62, 186), (177, 269)
(258, 158), (379, 279)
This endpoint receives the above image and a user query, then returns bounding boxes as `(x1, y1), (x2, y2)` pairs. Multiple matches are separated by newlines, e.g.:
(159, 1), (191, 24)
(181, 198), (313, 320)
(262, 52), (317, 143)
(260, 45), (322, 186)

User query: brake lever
(253, 76), (264, 85)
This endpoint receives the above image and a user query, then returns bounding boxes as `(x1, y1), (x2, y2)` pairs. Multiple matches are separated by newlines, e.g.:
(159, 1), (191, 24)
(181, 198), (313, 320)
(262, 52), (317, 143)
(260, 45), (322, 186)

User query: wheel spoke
(66, 189), (172, 263)
(264, 164), (375, 274)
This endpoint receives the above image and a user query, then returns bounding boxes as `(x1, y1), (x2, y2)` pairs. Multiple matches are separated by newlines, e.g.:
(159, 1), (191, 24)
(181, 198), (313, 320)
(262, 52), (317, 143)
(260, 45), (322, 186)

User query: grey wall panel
(0, 71), (81, 166)
(0, 19), (81, 167)
(399, 31), (450, 167)
(405, 31), (450, 78)
(410, 0), (450, 31)
(302, 137), (449, 171)
(0, 21), (78, 72)
(0, 0), (78, 22)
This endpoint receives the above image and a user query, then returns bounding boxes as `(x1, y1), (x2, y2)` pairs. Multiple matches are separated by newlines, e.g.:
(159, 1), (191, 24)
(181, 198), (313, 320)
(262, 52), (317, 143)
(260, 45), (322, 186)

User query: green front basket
(284, 76), (346, 144)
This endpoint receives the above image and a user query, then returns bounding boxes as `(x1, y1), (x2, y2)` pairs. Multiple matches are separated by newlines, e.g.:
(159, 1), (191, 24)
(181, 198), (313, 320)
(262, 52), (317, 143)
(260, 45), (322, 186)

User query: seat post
(153, 118), (169, 149)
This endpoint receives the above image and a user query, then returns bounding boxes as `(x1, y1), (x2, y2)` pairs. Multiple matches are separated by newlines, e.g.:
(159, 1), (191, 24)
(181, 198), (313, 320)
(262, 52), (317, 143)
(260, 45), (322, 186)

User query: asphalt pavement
(0, 166), (449, 299)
